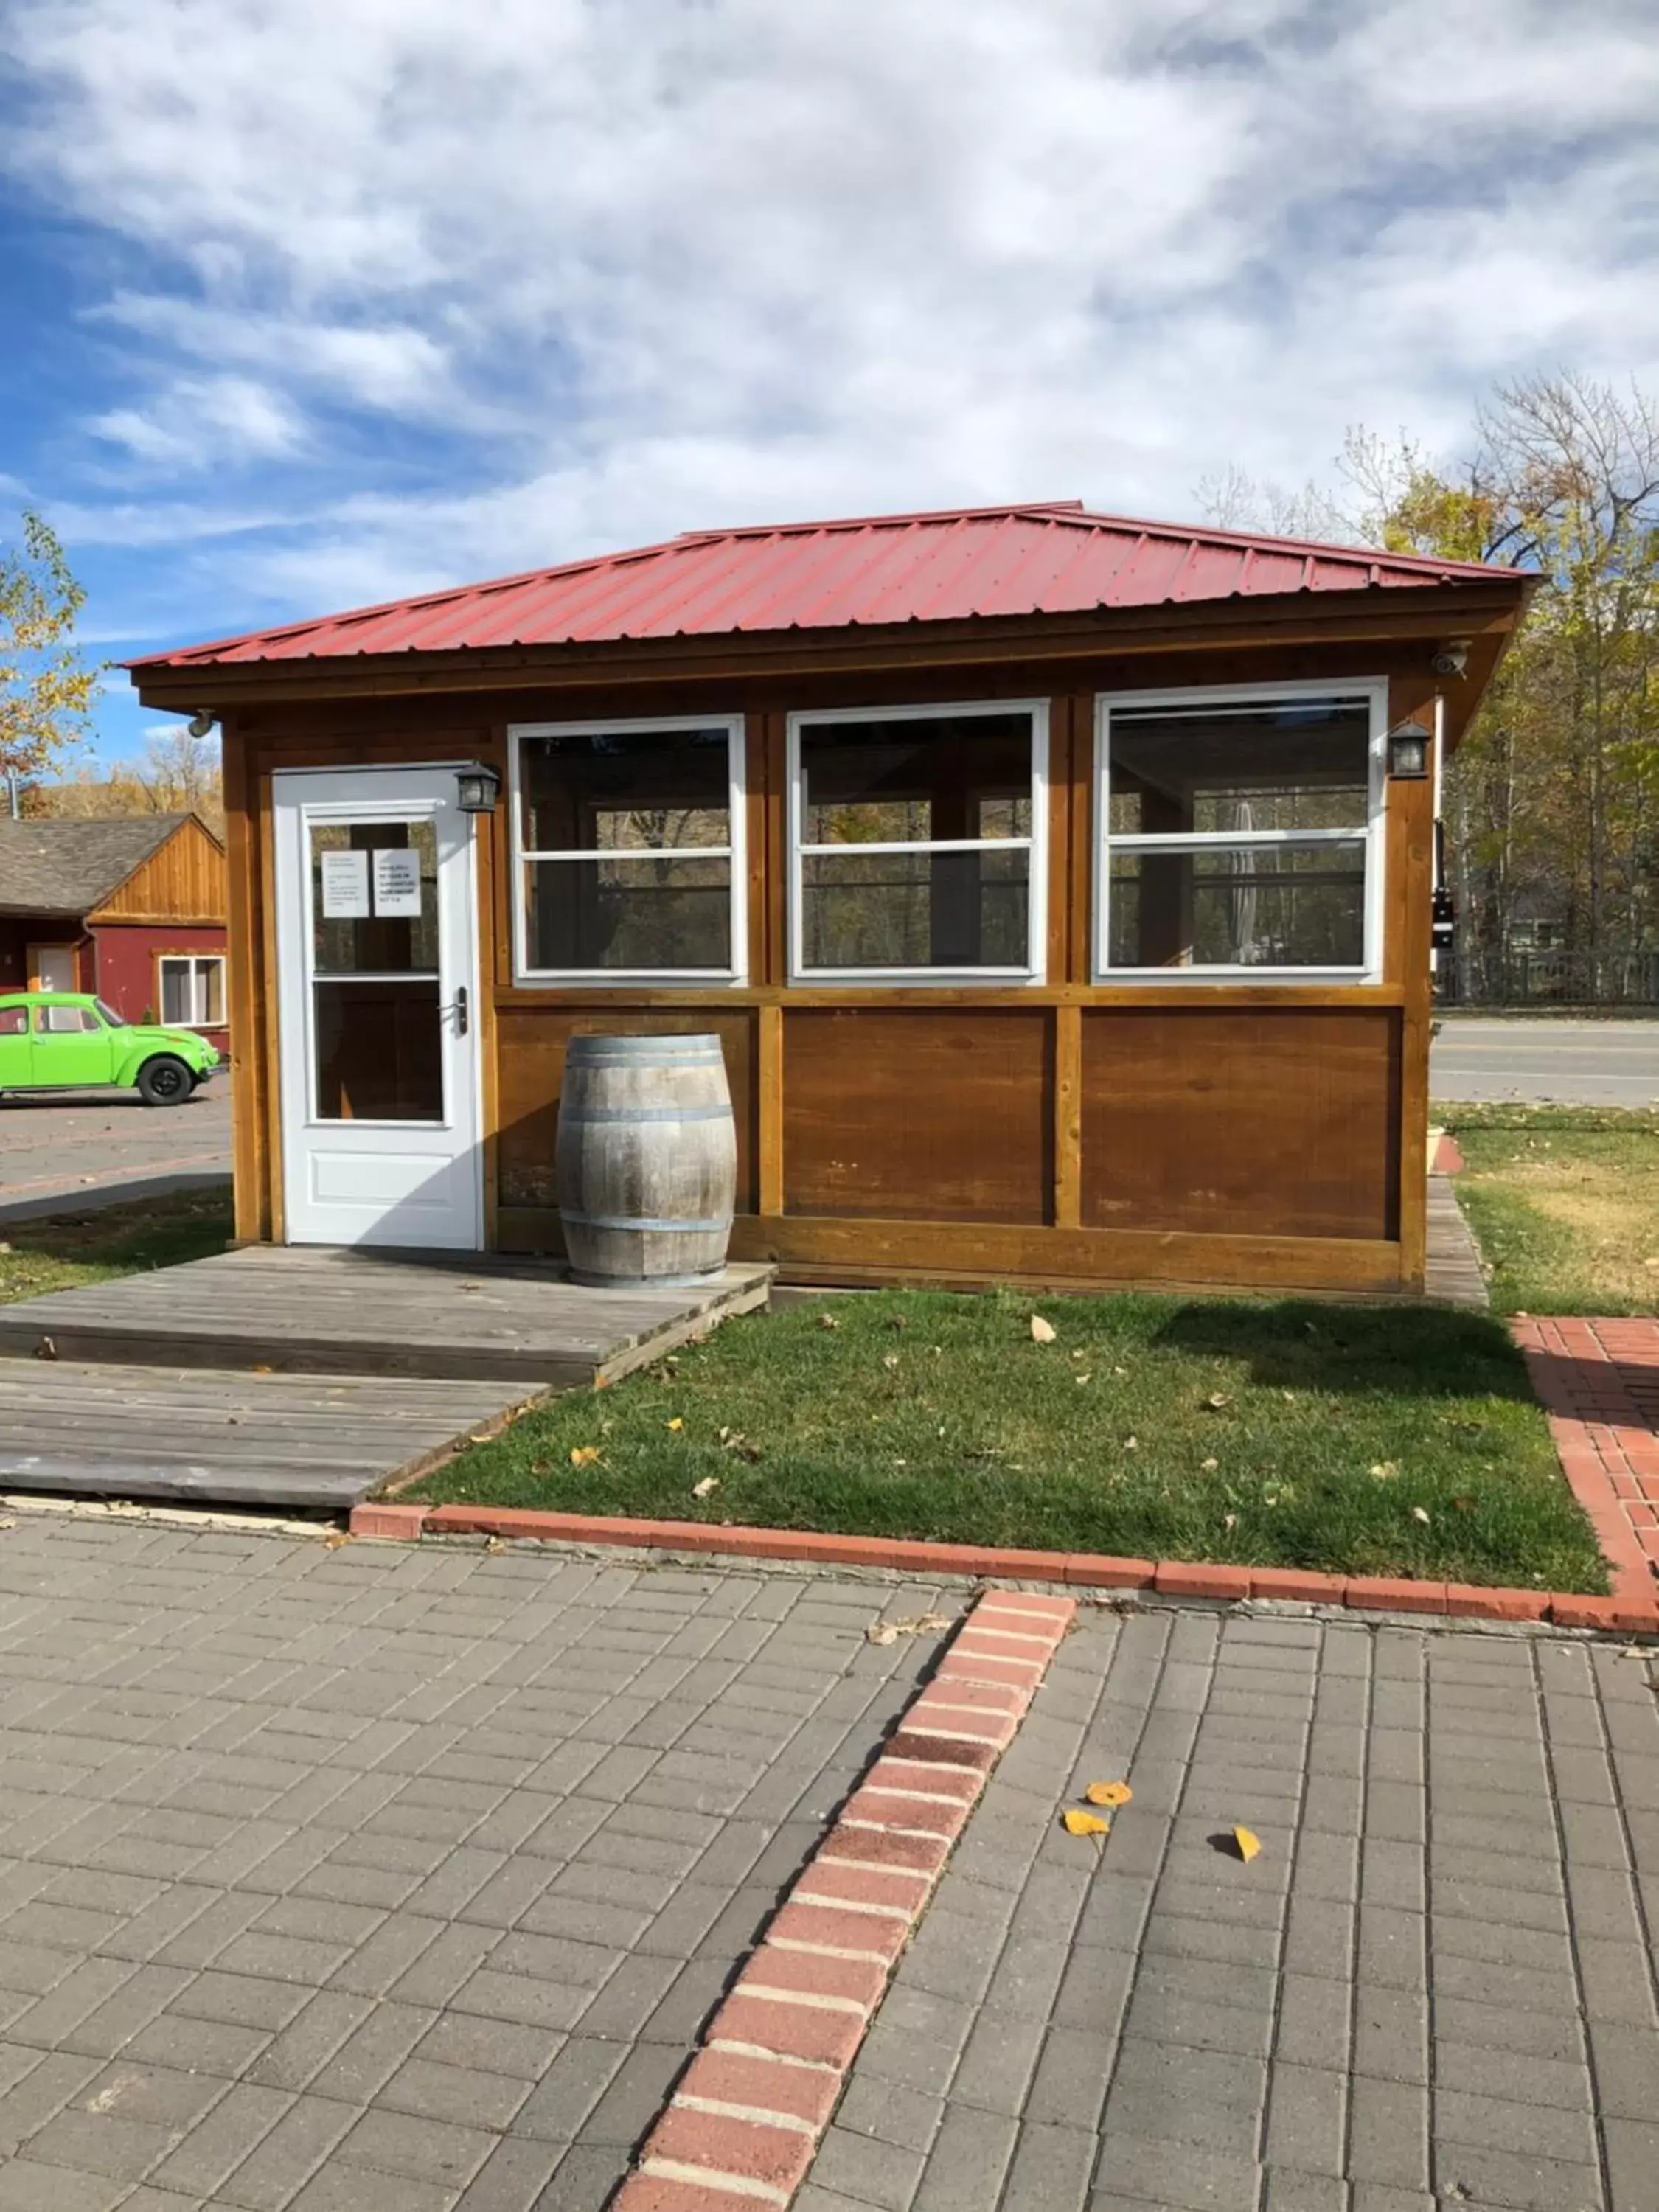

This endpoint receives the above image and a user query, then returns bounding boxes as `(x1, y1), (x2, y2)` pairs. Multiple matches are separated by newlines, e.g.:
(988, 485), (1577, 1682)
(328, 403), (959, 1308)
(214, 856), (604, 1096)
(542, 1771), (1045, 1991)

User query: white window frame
(158, 953), (227, 1026)
(1093, 677), (1388, 986)
(787, 698), (1049, 985)
(509, 715), (748, 986)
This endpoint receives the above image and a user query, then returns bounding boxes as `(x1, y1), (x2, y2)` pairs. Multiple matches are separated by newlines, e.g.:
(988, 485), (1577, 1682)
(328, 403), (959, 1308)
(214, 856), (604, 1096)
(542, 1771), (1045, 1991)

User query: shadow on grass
(1151, 1298), (1537, 1405)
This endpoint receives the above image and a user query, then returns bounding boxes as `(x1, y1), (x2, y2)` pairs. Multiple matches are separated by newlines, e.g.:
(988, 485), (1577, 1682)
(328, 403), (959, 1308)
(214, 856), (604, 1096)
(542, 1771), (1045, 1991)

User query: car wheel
(137, 1055), (192, 1107)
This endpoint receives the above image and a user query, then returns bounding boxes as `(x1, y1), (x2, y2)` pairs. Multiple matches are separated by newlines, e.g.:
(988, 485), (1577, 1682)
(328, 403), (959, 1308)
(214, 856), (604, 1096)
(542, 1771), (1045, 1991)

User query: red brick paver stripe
(609, 1587), (1075, 2212)
(1514, 1315), (1659, 1621)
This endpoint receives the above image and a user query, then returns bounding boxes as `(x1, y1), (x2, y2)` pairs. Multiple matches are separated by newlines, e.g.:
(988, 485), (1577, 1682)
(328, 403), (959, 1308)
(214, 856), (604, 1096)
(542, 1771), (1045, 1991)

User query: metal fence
(1436, 946), (1659, 1006)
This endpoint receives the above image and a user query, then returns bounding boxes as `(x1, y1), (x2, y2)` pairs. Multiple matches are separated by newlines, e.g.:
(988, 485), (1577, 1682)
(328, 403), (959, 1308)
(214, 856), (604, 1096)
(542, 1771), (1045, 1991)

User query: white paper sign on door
(319, 848), (370, 919)
(372, 848), (422, 917)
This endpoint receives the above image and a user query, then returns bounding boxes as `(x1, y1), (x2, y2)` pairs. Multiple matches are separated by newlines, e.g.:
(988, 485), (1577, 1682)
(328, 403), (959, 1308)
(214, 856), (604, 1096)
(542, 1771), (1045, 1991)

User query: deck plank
(0, 1250), (774, 1382)
(0, 1361), (541, 1510)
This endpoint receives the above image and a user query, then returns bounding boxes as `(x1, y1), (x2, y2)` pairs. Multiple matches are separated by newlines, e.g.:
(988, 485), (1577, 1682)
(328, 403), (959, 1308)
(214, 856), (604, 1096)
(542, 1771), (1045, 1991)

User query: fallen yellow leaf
(1030, 1314), (1057, 1343)
(569, 1445), (602, 1468)
(1085, 1781), (1132, 1808)
(666, 1417), (684, 1431)
(692, 1476), (720, 1499)
(1062, 1809), (1110, 1837)
(1232, 1825), (1262, 1863)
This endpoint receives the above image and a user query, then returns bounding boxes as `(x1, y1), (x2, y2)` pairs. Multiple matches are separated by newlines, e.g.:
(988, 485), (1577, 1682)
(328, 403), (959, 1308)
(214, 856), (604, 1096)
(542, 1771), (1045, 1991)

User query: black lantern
(455, 763), (502, 814)
(1387, 720), (1430, 779)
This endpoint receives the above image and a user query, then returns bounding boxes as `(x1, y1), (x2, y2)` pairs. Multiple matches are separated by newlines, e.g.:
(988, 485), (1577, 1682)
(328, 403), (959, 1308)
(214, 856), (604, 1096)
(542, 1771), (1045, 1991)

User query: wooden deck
(0, 1362), (537, 1510)
(0, 1246), (774, 1512)
(1424, 1174), (1489, 1310)
(0, 1246), (775, 1385)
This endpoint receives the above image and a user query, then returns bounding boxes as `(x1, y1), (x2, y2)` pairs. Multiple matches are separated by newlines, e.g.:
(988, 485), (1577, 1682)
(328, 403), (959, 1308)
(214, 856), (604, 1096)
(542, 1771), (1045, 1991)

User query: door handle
(441, 987), (469, 1037)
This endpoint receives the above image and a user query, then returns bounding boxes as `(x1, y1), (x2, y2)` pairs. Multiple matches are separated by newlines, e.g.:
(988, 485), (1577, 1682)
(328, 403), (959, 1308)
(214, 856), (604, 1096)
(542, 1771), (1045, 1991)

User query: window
(159, 956), (226, 1026)
(1096, 684), (1383, 979)
(512, 719), (745, 981)
(789, 703), (1047, 980)
(0, 1006), (27, 1036)
(38, 1004), (101, 1032)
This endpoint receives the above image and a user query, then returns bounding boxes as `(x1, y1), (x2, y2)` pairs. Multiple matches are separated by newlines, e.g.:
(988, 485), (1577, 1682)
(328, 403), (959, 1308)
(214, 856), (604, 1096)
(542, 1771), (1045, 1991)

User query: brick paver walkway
(800, 1605), (1659, 2212)
(1516, 1316), (1659, 1604)
(0, 1514), (955, 2211)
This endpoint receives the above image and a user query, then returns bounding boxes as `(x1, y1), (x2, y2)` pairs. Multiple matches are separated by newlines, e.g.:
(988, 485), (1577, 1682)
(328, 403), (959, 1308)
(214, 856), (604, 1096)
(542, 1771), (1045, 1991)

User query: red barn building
(0, 814), (229, 1051)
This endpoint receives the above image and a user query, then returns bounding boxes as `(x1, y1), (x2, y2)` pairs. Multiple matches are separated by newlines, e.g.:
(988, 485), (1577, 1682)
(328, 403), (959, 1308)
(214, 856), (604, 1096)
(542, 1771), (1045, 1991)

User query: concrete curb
(609, 1587), (1074, 2212)
(346, 1498), (1658, 1634)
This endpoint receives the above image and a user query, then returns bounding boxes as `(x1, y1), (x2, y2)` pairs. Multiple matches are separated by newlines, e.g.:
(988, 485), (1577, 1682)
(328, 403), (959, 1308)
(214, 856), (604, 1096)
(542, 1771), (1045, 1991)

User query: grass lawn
(1440, 1103), (1659, 1317)
(409, 1287), (1607, 1592)
(0, 1191), (232, 1304)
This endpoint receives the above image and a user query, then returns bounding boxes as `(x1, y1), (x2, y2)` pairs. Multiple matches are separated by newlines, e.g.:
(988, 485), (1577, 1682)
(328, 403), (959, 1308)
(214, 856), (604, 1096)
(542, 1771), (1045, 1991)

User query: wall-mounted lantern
(1386, 720), (1431, 779)
(455, 763), (502, 814)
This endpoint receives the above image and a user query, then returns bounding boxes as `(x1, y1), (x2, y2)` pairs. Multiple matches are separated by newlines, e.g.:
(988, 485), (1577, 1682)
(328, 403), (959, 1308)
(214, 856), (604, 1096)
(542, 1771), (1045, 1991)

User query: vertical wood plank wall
(226, 644), (1439, 1295)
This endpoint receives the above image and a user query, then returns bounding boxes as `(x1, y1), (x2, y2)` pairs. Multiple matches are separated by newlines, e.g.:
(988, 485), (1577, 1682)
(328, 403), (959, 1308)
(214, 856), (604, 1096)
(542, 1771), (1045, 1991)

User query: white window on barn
(788, 702), (1048, 981)
(511, 719), (746, 982)
(1095, 683), (1384, 981)
(159, 955), (226, 1026)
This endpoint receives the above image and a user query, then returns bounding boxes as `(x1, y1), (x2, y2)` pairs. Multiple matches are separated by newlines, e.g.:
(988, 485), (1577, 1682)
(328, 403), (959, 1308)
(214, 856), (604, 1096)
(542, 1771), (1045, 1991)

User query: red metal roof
(127, 500), (1524, 671)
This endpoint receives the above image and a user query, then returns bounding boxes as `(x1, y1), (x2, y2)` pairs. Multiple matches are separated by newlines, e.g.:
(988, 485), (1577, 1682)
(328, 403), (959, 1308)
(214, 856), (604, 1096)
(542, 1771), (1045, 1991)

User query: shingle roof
(0, 815), (193, 918)
(125, 500), (1527, 672)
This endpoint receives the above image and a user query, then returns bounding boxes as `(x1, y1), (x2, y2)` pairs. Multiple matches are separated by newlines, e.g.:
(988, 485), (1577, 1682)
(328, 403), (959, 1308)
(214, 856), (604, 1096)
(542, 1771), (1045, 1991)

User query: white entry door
(274, 766), (482, 1248)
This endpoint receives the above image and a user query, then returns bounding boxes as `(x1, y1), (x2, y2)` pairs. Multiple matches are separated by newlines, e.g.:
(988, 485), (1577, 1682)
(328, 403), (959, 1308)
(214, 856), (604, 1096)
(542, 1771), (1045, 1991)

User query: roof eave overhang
(128, 576), (1535, 714)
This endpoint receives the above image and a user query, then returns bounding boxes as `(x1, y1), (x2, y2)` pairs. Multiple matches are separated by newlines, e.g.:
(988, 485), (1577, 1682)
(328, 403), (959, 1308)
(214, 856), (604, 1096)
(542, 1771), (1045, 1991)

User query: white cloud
(7, 0), (1658, 634)
(88, 374), (303, 470)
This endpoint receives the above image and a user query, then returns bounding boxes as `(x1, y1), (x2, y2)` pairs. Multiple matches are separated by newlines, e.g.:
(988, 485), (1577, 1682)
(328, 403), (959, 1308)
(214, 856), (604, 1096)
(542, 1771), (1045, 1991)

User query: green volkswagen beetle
(0, 992), (220, 1107)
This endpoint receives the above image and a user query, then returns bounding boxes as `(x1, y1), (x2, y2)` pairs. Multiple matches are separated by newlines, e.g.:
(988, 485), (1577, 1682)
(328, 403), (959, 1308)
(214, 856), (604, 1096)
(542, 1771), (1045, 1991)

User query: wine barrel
(556, 1034), (737, 1288)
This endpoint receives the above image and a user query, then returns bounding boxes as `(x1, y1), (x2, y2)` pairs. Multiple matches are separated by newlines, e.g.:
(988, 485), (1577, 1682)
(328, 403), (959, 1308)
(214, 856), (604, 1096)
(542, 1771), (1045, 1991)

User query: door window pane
(1107, 842), (1367, 969)
(525, 855), (731, 971)
(0, 1006), (26, 1037)
(38, 1005), (100, 1033)
(801, 848), (1031, 970)
(310, 821), (438, 975)
(313, 980), (443, 1121)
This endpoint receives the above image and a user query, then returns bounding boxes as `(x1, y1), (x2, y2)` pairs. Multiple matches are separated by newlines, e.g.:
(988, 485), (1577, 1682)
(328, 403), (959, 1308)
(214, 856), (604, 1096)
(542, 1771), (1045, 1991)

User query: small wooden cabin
(0, 813), (229, 1051)
(127, 502), (1531, 1295)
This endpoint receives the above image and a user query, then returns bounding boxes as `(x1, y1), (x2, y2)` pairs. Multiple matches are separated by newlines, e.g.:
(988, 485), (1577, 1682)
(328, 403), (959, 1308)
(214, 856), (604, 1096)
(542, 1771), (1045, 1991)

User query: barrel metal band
(560, 1209), (736, 1234)
(562, 1105), (733, 1124)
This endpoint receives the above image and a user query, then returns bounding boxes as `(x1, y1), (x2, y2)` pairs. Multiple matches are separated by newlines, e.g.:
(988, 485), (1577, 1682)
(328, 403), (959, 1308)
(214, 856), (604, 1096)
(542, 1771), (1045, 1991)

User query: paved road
(803, 1604), (1659, 2212)
(0, 1088), (231, 1221)
(1432, 1018), (1658, 1107)
(0, 1514), (953, 2211)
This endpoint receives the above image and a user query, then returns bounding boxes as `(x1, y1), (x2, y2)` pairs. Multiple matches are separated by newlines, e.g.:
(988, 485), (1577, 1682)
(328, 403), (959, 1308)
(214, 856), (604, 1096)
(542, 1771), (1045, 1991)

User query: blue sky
(2, 0), (1657, 766)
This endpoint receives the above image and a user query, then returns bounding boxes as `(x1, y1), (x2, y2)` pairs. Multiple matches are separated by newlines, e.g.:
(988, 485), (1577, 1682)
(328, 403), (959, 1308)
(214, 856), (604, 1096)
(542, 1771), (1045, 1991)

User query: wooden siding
(88, 815), (227, 925)
(217, 625), (1458, 1295)
(1079, 1008), (1400, 1242)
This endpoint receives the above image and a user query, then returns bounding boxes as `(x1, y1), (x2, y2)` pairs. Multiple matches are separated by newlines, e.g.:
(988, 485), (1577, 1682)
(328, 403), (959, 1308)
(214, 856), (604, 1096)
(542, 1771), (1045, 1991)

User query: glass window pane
(1108, 696), (1369, 836)
(525, 855), (732, 972)
(38, 1005), (100, 1032)
(801, 847), (1030, 970)
(0, 1006), (27, 1036)
(160, 961), (189, 1023)
(201, 961), (226, 1026)
(799, 713), (1034, 844)
(310, 821), (438, 976)
(521, 728), (731, 853)
(313, 980), (442, 1121)
(1107, 842), (1366, 969)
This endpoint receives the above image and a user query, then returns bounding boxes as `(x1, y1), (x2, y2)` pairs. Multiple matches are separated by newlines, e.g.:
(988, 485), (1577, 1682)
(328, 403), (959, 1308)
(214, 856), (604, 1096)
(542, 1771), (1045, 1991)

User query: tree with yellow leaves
(1, 510), (100, 784)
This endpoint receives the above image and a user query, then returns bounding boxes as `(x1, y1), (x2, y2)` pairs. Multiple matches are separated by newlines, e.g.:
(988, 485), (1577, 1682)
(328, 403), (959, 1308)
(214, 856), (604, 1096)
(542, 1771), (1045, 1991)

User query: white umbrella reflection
(1228, 799), (1257, 962)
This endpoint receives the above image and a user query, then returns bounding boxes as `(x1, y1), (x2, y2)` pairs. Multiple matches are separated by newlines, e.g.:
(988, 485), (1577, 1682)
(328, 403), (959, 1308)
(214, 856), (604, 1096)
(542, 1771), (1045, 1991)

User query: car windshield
(94, 1000), (125, 1029)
